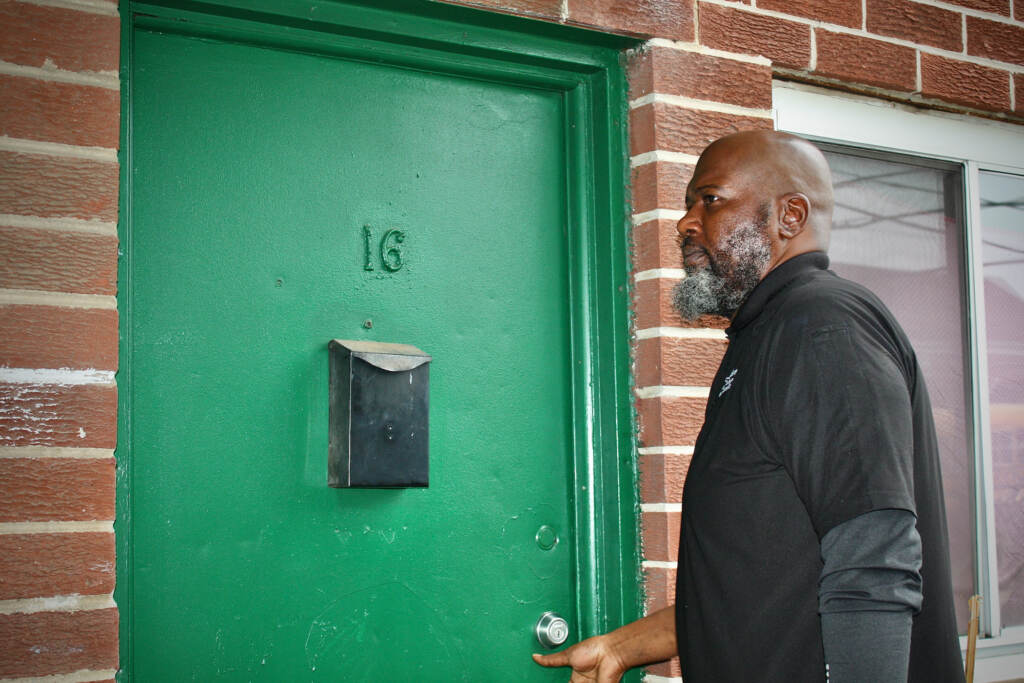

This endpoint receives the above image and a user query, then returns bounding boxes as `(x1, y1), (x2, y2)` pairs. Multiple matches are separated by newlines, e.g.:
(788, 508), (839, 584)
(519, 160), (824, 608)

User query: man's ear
(778, 193), (810, 239)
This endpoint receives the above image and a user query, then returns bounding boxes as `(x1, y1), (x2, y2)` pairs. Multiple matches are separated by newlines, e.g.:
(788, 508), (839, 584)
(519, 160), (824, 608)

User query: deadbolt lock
(535, 611), (569, 649)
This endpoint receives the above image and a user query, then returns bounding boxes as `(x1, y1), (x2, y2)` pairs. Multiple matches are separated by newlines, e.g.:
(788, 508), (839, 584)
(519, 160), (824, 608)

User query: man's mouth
(682, 244), (710, 269)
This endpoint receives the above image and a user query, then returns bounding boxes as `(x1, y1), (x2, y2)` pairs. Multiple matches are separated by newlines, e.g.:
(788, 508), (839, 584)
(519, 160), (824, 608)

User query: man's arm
(819, 508), (923, 682)
(532, 606), (677, 683)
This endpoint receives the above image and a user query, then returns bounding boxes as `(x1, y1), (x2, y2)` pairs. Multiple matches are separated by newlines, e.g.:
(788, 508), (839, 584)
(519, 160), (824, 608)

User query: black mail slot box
(328, 339), (430, 488)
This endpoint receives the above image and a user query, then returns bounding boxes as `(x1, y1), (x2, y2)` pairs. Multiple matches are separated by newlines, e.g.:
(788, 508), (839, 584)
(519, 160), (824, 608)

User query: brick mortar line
(0, 521), (114, 534)
(638, 446), (696, 455)
(635, 268), (686, 282)
(0, 136), (118, 162)
(641, 560), (678, 569)
(645, 38), (772, 66)
(0, 670), (120, 683)
(641, 503), (683, 512)
(0, 214), (117, 236)
(0, 368), (116, 386)
(0, 289), (117, 310)
(0, 60), (118, 91)
(692, 0), (701, 43)
(629, 93), (773, 119)
(630, 151), (701, 167)
(635, 327), (728, 340)
(0, 594), (115, 616)
(962, 12), (969, 57)
(636, 386), (712, 399)
(809, 25), (818, 72)
(17, 0), (118, 17)
(643, 676), (683, 683)
(633, 209), (685, 225)
(0, 447), (113, 459)
(696, 0), (1024, 72)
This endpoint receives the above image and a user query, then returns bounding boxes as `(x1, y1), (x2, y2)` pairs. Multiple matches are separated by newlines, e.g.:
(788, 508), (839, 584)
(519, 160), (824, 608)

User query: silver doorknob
(535, 611), (570, 649)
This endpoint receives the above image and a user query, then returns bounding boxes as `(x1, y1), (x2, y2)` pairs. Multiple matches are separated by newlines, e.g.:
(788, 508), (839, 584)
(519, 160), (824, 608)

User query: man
(533, 131), (965, 682)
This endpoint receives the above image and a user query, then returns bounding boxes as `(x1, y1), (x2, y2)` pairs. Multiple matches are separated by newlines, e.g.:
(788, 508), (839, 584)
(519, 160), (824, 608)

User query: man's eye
(702, 194), (719, 206)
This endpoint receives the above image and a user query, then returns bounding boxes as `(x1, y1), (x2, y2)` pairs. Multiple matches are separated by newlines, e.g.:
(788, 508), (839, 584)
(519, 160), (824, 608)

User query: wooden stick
(966, 594), (981, 683)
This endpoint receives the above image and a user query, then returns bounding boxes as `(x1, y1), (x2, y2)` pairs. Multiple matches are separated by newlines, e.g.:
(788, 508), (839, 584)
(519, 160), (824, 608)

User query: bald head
(696, 130), (835, 251)
(672, 131), (835, 319)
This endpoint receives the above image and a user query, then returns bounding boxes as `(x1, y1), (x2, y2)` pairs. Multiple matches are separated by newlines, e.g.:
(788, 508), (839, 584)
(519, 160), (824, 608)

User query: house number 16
(363, 225), (406, 272)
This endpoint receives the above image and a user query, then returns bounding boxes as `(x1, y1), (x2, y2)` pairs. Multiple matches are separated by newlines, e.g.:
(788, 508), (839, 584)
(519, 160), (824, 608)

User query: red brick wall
(0, 0), (120, 681)
(2, 0), (1021, 680)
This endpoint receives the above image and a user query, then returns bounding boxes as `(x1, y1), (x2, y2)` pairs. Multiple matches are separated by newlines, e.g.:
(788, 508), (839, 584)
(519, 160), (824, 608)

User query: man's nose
(676, 208), (700, 237)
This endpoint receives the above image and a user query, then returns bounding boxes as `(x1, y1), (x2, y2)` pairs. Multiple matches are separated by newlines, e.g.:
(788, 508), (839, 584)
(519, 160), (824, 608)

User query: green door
(119, 3), (636, 681)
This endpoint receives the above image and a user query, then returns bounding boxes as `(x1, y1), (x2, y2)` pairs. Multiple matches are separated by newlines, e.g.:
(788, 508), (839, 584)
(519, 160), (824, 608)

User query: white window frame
(774, 80), (1024, 683)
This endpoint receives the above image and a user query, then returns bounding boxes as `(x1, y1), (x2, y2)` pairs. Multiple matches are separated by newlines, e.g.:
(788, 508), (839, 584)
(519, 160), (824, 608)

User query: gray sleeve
(821, 611), (913, 683)
(819, 508), (923, 683)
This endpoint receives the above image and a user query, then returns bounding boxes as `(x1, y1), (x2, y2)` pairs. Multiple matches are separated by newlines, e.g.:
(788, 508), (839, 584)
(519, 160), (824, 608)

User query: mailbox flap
(330, 339), (431, 372)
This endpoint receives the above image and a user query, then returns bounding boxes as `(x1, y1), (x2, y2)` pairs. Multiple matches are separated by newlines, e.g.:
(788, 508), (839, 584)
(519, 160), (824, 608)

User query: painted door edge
(115, 2), (640, 679)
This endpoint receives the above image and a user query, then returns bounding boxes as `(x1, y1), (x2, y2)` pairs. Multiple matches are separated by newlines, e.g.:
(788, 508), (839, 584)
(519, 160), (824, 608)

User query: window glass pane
(980, 170), (1024, 629)
(822, 148), (975, 630)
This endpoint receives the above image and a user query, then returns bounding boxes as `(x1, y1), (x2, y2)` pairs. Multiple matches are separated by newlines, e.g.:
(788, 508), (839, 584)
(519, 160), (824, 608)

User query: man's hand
(531, 607), (677, 682)
(532, 635), (627, 683)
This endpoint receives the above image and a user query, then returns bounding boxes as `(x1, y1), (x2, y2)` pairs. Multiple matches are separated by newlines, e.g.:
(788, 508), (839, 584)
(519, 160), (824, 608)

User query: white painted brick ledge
(0, 136), (118, 162)
(0, 289), (117, 310)
(0, 368), (115, 386)
(643, 675), (682, 683)
(21, 0), (119, 16)
(0, 60), (119, 90)
(0, 214), (117, 236)
(630, 150), (700, 167)
(0, 521), (114, 535)
(638, 446), (695, 456)
(639, 497), (685, 510)
(632, 209), (685, 226)
(0, 594), (114, 615)
(0, 447), (112, 459)
(0, 669), (119, 683)
(642, 560), (678, 569)
(635, 327), (728, 340)
(636, 386), (711, 399)
(635, 268), (685, 282)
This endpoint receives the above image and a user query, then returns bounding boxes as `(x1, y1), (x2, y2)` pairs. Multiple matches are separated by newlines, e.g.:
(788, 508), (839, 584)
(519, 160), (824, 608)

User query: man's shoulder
(762, 269), (913, 358)
(773, 268), (886, 322)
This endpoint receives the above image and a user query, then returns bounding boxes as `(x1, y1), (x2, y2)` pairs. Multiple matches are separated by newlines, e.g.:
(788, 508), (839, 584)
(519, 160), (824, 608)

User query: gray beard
(671, 213), (771, 320)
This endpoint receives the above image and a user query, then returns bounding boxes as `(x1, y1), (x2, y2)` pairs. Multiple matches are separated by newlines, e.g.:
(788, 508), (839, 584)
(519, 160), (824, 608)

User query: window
(774, 82), (1024, 682)
(980, 170), (1024, 630)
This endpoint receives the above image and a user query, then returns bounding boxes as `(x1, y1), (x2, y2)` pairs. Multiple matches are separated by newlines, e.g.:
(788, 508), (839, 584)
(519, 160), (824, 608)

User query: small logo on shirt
(718, 368), (738, 397)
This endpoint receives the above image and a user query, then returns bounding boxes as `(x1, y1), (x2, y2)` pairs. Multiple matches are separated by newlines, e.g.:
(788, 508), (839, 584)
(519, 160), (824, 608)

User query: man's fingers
(533, 650), (570, 668)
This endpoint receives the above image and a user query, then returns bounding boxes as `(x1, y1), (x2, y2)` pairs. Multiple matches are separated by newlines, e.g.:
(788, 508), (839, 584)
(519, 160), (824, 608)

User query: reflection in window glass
(981, 171), (1024, 629)
(822, 148), (975, 629)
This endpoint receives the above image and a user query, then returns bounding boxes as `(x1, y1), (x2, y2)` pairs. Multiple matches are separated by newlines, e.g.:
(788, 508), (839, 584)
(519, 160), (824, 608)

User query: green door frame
(117, 1), (639, 678)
